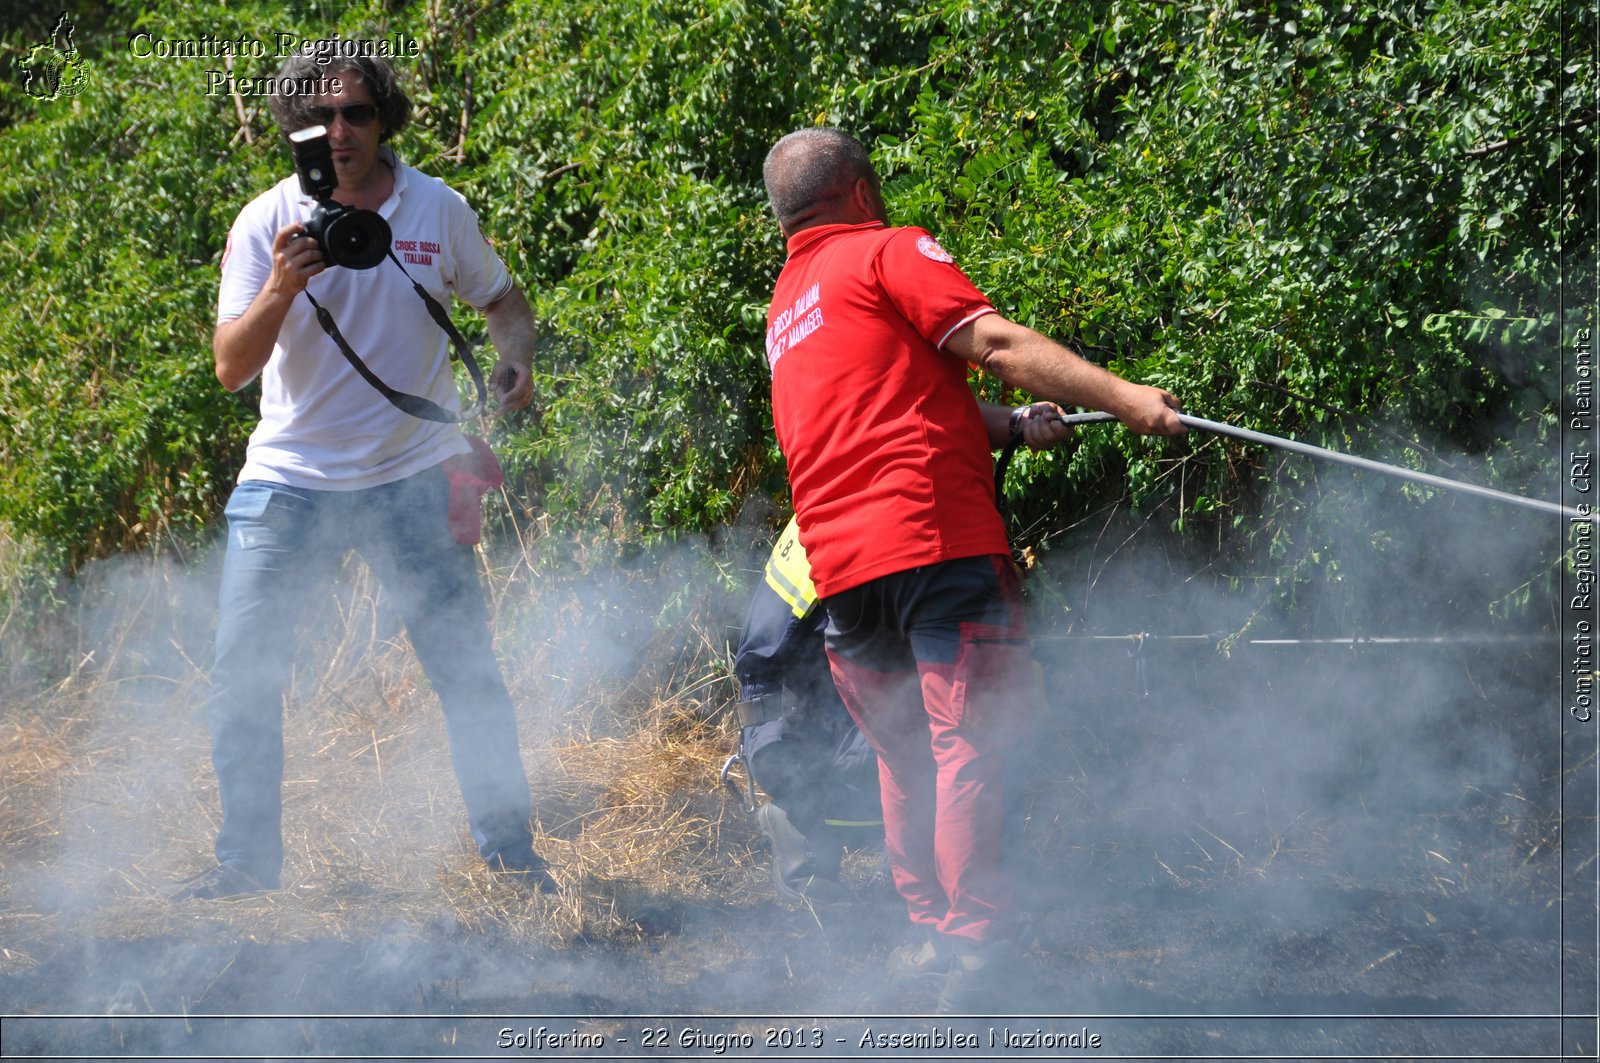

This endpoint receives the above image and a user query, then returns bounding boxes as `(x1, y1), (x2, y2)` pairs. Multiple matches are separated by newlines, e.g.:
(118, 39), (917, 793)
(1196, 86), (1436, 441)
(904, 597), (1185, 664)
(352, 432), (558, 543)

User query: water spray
(1049, 411), (1584, 520)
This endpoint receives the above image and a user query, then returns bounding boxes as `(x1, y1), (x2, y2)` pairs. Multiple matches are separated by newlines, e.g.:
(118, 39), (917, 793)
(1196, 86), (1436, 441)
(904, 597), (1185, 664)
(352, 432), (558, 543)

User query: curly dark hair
(267, 49), (411, 143)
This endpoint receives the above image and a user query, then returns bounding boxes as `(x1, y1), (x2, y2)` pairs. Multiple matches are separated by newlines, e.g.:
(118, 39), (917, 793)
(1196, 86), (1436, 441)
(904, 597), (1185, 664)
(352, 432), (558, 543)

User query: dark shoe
(758, 803), (850, 906)
(886, 927), (954, 988)
(936, 938), (1022, 1015)
(488, 850), (559, 893)
(773, 867), (852, 906)
(166, 863), (272, 901)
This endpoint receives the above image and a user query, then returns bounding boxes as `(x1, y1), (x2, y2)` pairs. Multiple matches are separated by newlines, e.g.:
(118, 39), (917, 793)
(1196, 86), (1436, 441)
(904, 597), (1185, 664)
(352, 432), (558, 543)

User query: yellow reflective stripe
(763, 516), (819, 618)
(822, 818), (884, 828)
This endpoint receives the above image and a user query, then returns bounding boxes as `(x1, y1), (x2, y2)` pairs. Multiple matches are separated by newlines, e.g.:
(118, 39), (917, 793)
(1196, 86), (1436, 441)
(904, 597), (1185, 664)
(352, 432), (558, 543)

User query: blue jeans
(207, 467), (534, 883)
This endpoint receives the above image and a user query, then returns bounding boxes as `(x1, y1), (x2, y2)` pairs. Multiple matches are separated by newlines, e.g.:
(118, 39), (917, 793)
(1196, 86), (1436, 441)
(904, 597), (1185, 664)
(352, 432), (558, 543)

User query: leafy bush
(0, 0), (1589, 628)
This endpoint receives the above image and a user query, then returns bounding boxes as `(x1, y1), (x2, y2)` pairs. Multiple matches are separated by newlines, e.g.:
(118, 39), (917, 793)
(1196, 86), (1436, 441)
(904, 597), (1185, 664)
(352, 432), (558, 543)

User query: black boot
(757, 803), (850, 906)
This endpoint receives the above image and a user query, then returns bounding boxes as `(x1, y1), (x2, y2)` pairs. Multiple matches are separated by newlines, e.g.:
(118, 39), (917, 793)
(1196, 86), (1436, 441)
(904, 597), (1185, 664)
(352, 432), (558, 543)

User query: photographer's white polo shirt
(217, 149), (513, 489)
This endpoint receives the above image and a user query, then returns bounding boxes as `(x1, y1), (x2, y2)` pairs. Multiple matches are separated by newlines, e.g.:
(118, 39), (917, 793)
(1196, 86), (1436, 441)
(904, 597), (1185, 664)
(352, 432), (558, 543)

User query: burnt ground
(0, 881), (1567, 1061)
(1, 639), (1593, 1061)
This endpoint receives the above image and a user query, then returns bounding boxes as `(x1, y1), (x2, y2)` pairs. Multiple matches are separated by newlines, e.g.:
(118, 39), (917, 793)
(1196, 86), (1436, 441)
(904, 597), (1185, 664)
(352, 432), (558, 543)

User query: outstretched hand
(1119, 385), (1186, 436)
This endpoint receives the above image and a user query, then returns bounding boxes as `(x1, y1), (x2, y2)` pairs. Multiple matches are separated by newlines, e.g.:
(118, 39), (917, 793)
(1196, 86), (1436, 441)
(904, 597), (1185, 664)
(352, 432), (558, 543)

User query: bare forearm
(214, 222), (326, 391)
(483, 286), (537, 413)
(966, 317), (1130, 411)
(950, 314), (1184, 436)
(213, 288), (295, 391)
(483, 286), (536, 369)
(978, 401), (1015, 447)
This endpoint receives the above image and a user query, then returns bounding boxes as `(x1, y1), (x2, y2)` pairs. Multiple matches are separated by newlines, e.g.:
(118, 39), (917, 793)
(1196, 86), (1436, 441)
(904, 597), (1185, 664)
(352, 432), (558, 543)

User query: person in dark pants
(734, 516), (883, 906)
(734, 401), (1074, 907)
(760, 127), (1185, 1011)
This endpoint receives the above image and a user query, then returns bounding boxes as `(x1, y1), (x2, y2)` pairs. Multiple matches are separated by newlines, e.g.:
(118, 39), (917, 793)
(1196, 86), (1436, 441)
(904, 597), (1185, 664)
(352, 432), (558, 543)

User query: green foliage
(1, 3), (269, 579)
(0, 0), (1589, 626)
(880, 2), (1585, 523)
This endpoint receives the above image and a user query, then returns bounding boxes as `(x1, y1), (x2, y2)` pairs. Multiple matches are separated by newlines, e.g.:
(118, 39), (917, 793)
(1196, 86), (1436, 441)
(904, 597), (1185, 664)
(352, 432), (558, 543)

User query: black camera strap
(302, 250), (488, 423)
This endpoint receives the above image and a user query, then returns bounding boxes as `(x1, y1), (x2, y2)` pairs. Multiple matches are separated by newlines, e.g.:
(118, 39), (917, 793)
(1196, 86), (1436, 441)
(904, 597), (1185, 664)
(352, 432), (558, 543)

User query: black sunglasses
(305, 103), (379, 128)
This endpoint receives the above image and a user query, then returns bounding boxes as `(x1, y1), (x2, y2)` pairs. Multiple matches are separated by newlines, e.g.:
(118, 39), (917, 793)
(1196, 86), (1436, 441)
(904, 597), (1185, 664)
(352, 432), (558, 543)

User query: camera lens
(321, 208), (391, 271)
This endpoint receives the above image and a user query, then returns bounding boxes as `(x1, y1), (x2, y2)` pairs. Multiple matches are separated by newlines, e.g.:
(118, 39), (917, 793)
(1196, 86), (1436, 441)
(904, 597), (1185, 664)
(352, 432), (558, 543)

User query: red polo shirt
(765, 221), (1008, 597)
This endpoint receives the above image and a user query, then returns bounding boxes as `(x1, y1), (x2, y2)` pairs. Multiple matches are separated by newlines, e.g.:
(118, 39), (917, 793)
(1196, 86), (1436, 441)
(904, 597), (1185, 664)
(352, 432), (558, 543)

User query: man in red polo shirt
(761, 128), (1185, 1012)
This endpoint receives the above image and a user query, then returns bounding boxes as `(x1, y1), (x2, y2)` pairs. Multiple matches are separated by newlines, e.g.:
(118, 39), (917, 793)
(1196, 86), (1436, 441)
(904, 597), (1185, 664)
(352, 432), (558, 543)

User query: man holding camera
(172, 50), (548, 900)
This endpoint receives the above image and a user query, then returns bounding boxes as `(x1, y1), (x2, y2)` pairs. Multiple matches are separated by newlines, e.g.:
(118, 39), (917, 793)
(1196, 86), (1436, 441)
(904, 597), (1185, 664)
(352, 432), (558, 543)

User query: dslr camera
(288, 124), (391, 270)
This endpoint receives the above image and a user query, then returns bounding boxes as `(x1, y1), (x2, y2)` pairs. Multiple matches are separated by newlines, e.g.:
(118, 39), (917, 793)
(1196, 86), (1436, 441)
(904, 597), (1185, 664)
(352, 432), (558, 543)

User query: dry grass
(0, 527), (1566, 1024)
(0, 540), (766, 978)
